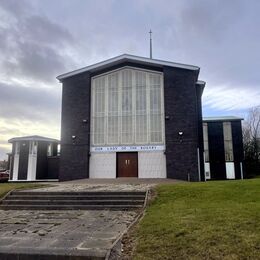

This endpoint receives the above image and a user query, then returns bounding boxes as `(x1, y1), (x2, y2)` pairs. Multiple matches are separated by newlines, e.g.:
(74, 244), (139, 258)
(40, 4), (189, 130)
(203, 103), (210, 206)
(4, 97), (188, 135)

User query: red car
(0, 170), (9, 182)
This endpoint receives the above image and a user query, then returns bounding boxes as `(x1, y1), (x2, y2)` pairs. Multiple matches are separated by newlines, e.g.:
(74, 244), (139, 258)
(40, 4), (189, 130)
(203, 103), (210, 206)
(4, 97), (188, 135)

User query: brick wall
(17, 141), (29, 180)
(163, 66), (201, 181)
(59, 72), (91, 181)
(59, 63), (202, 181)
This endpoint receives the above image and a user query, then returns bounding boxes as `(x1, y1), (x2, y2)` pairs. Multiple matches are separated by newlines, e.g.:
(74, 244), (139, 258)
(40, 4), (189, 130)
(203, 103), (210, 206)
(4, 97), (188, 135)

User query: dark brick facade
(232, 121), (244, 179)
(9, 139), (59, 181)
(163, 66), (201, 181)
(206, 120), (244, 180)
(36, 142), (58, 180)
(59, 61), (203, 182)
(36, 141), (48, 180)
(59, 72), (91, 181)
(208, 122), (226, 179)
(196, 83), (206, 181)
(18, 141), (29, 180)
(47, 156), (59, 179)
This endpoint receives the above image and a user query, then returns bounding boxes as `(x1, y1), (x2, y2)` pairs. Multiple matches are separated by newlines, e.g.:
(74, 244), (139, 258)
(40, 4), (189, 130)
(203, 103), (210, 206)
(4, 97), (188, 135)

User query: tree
(0, 160), (8, 170)
(243, 106), (260, 177)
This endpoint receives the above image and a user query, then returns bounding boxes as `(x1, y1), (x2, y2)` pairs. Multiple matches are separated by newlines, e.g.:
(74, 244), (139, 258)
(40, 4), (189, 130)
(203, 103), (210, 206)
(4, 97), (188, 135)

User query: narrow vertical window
(107, 73), (119, 144)
(203, 123), (209, 162)
(223, 122), (233, 161)
(93, 76), (105, 145)
(150, 73), (162, 143)
(121, 70), (133, 143)
(57, 144), (60, 155)
(47, 143), (53, 156)
(135, 71), (147, 143)
(15, 142), (20, 155)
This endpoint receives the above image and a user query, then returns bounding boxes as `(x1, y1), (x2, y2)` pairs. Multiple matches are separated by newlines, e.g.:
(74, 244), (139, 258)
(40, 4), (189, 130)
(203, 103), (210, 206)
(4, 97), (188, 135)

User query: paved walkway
(29, 178), (181, 192)
(0, 179), (180, 258)
(0, 209), (137, 259)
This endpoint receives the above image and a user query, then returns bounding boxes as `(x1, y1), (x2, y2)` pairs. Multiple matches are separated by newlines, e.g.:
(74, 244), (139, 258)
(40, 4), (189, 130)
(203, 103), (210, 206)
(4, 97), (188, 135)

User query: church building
(7, 55), (245, 182)
(57, 54), (206, 181)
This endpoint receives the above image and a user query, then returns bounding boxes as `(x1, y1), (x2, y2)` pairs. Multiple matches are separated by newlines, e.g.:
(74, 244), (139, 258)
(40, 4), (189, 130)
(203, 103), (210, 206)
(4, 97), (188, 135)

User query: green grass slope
(0, 183), (47, 199)
(133, 179), (260, 260)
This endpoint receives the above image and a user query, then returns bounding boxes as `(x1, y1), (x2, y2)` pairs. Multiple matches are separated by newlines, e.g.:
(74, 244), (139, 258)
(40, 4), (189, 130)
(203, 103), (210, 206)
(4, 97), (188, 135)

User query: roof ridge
(57, 54), (200, 81)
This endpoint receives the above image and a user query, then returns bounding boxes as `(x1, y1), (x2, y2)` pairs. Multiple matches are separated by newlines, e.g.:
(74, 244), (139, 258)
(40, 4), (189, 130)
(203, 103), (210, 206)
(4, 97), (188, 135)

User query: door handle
(125, 159), (130, 165)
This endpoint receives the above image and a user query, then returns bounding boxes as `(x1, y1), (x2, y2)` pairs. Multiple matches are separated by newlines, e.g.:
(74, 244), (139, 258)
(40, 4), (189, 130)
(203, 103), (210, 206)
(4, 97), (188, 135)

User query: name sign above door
(90, 145), (165, 153)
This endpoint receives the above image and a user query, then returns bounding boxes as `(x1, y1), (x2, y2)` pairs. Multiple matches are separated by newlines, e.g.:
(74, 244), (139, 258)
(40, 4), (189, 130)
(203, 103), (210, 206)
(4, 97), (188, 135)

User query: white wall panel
(204, 162), (211, 180)
(226, 162), (235, 179)
(240, 162), (243, 179)
(89, 153), (116, 178)
(12, 155), (19, 181)
(27, 155), (37, 181)
(138, 151), (166, 178)
(27, 141), (37, 181)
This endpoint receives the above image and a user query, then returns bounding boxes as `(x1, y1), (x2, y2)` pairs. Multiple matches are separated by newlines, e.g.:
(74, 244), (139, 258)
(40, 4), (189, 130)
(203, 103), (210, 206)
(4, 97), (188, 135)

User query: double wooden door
(117, 152), (138, 177)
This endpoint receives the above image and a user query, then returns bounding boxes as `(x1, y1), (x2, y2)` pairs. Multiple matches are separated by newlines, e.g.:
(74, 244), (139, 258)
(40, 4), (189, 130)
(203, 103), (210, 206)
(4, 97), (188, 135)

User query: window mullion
(133, 70), (136, 144)
(118, 71), (122, 145)
(147, 73), (150, 144)
(161, 74), (165, 144)
(105, 76), (108, 145)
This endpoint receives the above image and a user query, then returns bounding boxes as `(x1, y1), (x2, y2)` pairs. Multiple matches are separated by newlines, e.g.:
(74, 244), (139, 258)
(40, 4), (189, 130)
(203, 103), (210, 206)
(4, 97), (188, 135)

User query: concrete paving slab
(24, 178), (181, 193)
(79, 239), (113, 249)
(0, 209), (137, 259)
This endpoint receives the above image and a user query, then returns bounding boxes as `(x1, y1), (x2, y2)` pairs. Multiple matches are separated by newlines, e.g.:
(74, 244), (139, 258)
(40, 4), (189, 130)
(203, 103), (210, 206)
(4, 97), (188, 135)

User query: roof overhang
(196, 80), (206, 86)
(57, 54), (200, 81)
(203, 116), (244, 122)
(8, 135), (60, 143)
(196, 80), (206, 93)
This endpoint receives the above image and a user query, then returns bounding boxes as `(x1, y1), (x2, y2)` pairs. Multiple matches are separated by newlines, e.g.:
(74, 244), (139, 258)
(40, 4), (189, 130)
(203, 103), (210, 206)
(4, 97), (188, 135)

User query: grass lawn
(0, 183), (47, 199)
(133, 179), (260, 260)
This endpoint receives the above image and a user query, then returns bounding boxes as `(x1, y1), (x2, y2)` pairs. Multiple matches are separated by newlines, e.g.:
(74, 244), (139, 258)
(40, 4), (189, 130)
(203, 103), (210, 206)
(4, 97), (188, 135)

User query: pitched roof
(8, 135), (59, 143)
(203, 116), (243, 122)
(57, 54), (200, 81)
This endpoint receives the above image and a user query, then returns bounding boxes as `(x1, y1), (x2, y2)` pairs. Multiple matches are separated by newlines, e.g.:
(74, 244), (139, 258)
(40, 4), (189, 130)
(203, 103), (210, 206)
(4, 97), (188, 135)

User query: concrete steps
(0, 190), (146, 210)
(10, 191), (145, 195)
(6, 194), (145, 200)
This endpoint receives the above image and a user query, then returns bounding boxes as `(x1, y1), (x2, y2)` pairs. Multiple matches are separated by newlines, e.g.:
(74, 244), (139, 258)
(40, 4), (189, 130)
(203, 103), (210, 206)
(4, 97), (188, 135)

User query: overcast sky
(0, 0), (259, 159)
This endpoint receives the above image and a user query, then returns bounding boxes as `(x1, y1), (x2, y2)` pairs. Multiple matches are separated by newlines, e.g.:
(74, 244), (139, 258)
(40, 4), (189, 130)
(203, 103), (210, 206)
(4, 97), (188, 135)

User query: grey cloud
(0, 0), (75, 83)
(0, 0), (30, 16)
(0, 82), (61, 122)
(3, 42), (68, 83)
(43, 0), (260, 89)
(0, 81), (61, 160)
(22, 15), (74, 48)
(0, 125), (32, 142)
(175, 0), (260, 87)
